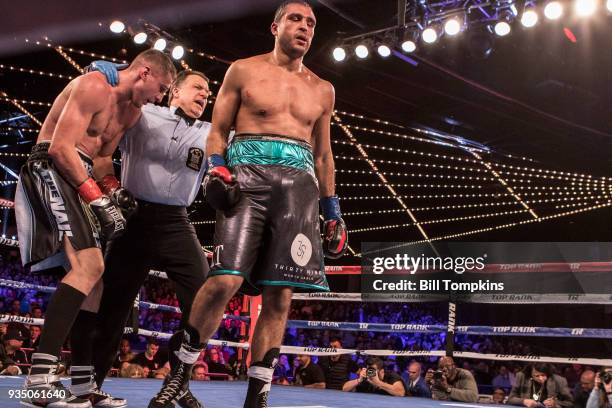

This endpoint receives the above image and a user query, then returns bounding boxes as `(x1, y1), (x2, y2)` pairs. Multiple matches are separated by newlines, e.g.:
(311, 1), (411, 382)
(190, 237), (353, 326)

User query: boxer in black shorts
(148, 2), (348, 408)
(15, 49), (175, 408)
(209, 134), (328, 295)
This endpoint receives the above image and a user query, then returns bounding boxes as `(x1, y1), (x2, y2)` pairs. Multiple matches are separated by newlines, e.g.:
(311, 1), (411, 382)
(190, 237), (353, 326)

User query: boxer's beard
(279, 34), (308, 59)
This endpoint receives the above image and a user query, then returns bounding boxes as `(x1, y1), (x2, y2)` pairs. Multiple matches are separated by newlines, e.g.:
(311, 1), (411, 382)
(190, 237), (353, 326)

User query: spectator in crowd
(564, 364), (584, 389)
(24, 325), (41, 350)
(586, 368), (612, 408)
(474, 361), (494, 385)
(507, 363), (574, 407)
(130, 338), (166, 378)
(294, 354), (326, 389)
(317, 337), (359, 390)
(192, 363), (210, 381)
(31, 306), (43, 319)
(342, 357), (405, 397)
(120, 363), (146, 379)
(0, 327), (29, 375)
(493, 365), (516, 391)
(492, 388), (506, 404)
(426, 356), (478, 402)
(274, 354), (291, 379)
(112, 338), (136, 371)
(290, 356), (301, 380)
(8, 299), (20, 315)
(206, 347), (232, 381)
(574, 370), (596, 408)
(404, 361), (431, 398)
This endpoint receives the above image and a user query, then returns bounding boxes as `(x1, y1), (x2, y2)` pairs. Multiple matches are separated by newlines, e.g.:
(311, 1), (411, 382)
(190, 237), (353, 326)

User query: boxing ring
(2, 42), (612, 406)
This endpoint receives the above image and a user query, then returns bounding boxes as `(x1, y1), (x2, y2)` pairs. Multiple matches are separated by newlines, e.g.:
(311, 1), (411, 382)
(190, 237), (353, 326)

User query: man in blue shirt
(83, 66), (212, 408)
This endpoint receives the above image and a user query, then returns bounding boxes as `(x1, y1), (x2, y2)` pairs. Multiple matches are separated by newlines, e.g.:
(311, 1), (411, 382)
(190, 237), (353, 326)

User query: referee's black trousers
(92, 200), (209, 385)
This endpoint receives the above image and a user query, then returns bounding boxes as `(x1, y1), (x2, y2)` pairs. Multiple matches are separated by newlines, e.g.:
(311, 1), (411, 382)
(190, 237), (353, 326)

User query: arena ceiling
(2, 0), (612, 262)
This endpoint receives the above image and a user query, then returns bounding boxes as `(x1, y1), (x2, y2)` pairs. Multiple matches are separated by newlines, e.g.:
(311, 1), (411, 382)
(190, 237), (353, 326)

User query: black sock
(168, 330), (184, 371)
(70, 310), (98, 366)
(244, 348), (279, 406)
(37, 283), (86, 358)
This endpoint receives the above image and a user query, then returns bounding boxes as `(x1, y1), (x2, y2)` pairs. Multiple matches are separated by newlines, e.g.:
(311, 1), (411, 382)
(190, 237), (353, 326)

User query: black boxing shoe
(176, 386), (203, 408)
(243, 376), (270, 408)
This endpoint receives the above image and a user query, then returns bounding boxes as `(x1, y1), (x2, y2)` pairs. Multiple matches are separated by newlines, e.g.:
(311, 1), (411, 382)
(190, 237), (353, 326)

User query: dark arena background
(0, 1), (611, 407)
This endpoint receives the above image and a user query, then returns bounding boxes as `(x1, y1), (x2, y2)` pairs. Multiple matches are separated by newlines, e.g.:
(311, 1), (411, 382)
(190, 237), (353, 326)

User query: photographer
(342, 357), (405, 396)
(425, 356), (478, 402)
(586, 368), (612, 408)
(507, 363), (573, 408)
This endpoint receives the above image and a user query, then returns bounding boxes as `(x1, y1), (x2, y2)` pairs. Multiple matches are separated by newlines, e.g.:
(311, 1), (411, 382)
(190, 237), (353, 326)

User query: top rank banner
(360, 242), (612, 303)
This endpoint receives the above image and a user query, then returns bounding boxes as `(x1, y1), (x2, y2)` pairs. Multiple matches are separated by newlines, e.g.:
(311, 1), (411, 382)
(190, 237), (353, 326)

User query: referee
(88, 66), (212, 408)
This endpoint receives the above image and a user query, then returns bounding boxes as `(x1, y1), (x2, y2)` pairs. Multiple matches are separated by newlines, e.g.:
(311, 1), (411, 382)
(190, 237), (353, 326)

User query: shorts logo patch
(186, 148), (204, 171)
(291, 233), (312, 267)
(39, 167), (74, 240)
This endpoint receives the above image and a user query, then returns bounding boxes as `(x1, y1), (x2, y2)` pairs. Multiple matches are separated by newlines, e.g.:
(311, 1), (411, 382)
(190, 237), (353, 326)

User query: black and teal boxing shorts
(209, 133), (329, 296)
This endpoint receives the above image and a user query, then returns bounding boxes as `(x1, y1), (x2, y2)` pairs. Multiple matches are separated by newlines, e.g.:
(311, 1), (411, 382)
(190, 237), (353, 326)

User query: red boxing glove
(97, 174), (121, 194)
(209, 166), (235, 184)
(323, 218), (348, 259)
(77, 178), (103, 203)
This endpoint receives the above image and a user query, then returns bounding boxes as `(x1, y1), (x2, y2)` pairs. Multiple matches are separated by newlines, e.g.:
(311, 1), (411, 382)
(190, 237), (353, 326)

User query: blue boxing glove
(202, 154), (241, 211)
(321, 195), (348, 259)
(85, 60), (128, 86)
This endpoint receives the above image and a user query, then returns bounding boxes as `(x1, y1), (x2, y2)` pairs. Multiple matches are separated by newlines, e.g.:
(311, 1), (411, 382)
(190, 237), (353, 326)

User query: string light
(54, 46), (84, 74)
(343, 208), (406, 217)
(57, 45), (128, 64)
(490, 161), (603, 180)
(470, 151), (538, 219)
(0, 127), (38, 133)
(336, 168), (496, 181)
(0, 152), (29, 158)
(334, 113), (429, 240)
(348, 209), (531, 233)
(411, 201), (518, 211)
(334, 110), (536, 163)
(0, 64), (73, 80)
(410, 202), (612, 244)
(332, 139), (483, 165)
(190, 220), (215, 225)
(334, 155), (486, 174)
(332, 122), (482, 152)
(1, 98), (52, 107)
(341, 192), (518, 200)
(0, 92), (42, 127)
(338, 182), (483, 189)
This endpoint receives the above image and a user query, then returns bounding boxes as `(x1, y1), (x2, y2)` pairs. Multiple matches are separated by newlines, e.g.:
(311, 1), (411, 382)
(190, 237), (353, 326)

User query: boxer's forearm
(48, 145), (92, 187)
(315, 150), (335, 197)
(93, 155), (115, 181)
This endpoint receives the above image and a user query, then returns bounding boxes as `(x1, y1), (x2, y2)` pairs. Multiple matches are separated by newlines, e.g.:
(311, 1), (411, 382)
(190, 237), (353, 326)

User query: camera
(366, 367), (377, 378)
(600, 369), (612, 386)
(433, 370), (444, 381)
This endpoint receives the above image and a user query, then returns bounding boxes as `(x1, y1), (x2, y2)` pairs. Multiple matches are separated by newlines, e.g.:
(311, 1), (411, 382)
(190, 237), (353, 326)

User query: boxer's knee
(204, 274), (243, 305)
(261, 286), (293, 317)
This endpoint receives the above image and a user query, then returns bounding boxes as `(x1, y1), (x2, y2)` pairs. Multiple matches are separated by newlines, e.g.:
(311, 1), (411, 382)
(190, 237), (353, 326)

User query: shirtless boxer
(15, 49), (175, 407)
(148, 2), (348, 407)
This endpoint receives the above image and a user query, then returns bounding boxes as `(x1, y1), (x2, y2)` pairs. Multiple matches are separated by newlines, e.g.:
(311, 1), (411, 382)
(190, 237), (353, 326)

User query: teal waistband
(227, 135), (314, 173)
